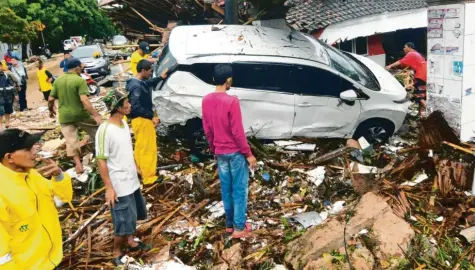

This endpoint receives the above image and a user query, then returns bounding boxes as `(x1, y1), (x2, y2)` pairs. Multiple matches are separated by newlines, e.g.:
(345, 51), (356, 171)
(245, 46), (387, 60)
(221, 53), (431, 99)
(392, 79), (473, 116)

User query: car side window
(231, 62), (292, 92)
(185, 63), (216, 85)
(290, 66), (350, 97)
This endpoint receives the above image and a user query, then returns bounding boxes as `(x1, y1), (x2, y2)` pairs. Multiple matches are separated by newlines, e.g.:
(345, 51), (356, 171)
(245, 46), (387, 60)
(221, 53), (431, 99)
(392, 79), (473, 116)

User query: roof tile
(285, 0), (427, 31)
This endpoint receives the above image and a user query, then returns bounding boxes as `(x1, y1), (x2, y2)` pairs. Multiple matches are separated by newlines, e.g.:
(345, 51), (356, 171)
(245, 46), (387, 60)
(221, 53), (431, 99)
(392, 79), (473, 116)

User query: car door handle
(297, 102), (312, 107)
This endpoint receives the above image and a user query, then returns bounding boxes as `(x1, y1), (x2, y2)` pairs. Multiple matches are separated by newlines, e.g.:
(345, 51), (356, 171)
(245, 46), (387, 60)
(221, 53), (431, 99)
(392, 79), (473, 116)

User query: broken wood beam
(63, 204), (107, 245)
(152, 202), (187, 235)
(313, 146), (354, 165)
(129, 6), (165, 33)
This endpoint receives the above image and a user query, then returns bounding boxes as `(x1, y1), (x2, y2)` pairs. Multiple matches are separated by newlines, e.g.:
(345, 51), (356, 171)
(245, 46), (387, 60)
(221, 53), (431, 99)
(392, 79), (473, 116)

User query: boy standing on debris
(48, 58), (103, 174)
(96, 90), (150, 266)
(0, 128), (73, 269)
(202, 64), (257, 238)
(126, 59), (168, 185)
(386, 42), (427, 117)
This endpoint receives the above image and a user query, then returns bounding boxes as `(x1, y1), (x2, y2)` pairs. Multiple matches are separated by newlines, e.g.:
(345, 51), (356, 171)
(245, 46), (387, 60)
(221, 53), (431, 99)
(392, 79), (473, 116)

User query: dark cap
(139, 41), (151, 54)
(405, 42), (415, 49)
(0, 129), (45, 159)
(213, 64), (233, 85)
(66, 58), (82, 69)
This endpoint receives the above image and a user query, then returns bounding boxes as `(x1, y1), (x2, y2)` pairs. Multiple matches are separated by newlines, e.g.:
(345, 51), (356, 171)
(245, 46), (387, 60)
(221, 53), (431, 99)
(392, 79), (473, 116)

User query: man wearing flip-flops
(96, 90), (150, 266)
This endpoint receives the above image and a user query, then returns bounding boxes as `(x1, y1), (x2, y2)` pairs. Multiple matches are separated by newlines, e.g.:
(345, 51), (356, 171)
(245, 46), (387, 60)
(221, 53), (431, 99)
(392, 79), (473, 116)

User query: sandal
(112, 255), (125, 266)
(225, 223), (252, 234)
(128, 241), (152, 252)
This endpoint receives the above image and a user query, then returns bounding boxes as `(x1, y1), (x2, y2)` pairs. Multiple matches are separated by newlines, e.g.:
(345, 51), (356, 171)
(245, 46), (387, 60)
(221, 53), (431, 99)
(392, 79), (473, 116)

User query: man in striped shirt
(96, 90), (150, 266)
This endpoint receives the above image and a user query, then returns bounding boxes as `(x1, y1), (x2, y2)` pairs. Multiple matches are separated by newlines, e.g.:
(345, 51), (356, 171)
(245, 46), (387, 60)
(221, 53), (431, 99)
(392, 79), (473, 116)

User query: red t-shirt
(400, 51), (427, 82)
(202, 92), (252, 157)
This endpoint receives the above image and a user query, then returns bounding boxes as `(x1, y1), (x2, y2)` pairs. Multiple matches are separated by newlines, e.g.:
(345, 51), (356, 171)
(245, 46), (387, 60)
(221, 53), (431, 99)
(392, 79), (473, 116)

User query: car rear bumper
(84, 66), (109, 78)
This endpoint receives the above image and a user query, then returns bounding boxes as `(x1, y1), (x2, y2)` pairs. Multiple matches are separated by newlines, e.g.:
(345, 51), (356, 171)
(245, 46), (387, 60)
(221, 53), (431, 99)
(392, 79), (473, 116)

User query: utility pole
(225, 0), (238, 24)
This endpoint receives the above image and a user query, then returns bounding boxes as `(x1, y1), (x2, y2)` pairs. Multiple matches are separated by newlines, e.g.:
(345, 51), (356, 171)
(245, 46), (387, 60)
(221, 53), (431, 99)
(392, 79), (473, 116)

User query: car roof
(75, 45), (100, 50)
(168, 25), (330, 65)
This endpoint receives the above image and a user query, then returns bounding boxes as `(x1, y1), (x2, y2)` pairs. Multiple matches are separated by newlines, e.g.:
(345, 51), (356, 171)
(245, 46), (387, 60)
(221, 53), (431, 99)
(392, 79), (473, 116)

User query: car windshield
(155, 45), (177, 77)
(72, 46), (100, 59)
(319, 41), (379, 91)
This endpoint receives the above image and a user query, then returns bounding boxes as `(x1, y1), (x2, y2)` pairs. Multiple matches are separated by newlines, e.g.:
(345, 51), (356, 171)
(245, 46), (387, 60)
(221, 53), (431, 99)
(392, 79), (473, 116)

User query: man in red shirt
(202, 64), (257, 238)
(386, 42), (427, 117)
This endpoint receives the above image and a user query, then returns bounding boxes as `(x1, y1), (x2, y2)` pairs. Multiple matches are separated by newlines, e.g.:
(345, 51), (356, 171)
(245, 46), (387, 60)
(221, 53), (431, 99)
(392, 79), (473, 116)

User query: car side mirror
(340, 89), (357, 102)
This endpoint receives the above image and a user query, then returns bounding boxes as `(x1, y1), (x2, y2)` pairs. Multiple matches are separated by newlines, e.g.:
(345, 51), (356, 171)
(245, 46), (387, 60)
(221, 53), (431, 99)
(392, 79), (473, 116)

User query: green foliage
(6, 0), (117, 51)
(0, 7), (37, 44)
(280, 217), (305, 243)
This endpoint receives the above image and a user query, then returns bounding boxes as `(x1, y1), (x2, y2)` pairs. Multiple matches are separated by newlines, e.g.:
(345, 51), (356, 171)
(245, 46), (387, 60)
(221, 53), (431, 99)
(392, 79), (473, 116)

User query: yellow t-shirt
(130, 51), (145, 75)
(37, 68), (53, 92)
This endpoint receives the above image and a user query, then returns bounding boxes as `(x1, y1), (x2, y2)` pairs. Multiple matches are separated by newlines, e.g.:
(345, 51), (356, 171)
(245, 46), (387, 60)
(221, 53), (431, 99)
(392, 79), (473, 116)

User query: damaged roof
(285, 0), (428, 31)
(169, 25), (329, 65)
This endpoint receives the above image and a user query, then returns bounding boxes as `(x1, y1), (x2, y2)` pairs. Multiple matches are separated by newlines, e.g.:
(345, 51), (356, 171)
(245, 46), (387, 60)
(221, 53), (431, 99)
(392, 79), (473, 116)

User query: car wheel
(353, 119), (395, 144)
(88, 84), (99, 96)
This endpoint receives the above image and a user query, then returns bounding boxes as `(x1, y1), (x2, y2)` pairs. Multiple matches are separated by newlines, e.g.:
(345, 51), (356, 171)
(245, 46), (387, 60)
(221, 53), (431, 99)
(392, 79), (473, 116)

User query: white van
(63, 39), (80, 51)
(153, 25), (410, 143)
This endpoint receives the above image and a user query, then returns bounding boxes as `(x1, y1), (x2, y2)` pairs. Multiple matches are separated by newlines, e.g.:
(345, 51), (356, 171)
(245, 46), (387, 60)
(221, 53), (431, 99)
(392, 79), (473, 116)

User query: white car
(153, 25), (410, 143)
(63, 39), (80, 51)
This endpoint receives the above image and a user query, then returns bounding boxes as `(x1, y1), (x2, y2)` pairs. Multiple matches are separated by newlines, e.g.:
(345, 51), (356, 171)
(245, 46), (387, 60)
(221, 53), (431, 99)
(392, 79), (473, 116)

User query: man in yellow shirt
(130, 41), (157, 75)
(37, 60), (54, 100)
(0, 128), (73, 269)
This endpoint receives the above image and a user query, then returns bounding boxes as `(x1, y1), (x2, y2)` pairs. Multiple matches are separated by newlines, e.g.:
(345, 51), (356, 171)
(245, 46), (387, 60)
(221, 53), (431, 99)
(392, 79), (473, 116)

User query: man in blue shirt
(59, 51), (71, 72)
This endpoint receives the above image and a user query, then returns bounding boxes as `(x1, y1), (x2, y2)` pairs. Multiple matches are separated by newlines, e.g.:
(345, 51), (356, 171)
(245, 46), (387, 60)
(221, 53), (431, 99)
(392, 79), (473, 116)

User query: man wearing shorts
(96, 90), (149, 266)
(386, 42), (427, 117)
(48, 58), (103, 174)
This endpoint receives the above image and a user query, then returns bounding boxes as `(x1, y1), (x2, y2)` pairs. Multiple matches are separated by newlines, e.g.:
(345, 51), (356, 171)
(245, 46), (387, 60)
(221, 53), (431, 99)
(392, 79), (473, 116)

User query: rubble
(8, 84), (475, 270)
(284, 192), (414, 269)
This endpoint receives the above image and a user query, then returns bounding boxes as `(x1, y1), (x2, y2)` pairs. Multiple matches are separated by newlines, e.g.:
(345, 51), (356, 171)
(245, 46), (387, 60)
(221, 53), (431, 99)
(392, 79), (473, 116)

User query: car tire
(352, 119), (395, 144)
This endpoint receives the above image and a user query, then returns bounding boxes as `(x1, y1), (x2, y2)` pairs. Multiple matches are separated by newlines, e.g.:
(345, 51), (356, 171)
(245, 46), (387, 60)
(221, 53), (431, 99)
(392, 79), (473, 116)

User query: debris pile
(8, 91), (475, 269)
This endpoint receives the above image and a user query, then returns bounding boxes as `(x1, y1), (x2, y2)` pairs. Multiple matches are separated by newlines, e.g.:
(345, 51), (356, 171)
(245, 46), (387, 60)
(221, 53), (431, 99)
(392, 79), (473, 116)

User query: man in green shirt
(48, 58), (103, 174)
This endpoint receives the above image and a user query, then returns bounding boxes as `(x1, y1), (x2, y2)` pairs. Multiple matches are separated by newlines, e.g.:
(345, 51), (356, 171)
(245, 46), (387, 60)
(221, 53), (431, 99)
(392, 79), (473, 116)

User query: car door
(227, 60), (295, 139)
(291, 65), (362, 138)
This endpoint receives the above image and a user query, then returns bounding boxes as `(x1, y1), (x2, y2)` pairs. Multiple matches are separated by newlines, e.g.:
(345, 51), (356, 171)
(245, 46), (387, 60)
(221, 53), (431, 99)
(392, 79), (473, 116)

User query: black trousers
(18, 84), (27, 111)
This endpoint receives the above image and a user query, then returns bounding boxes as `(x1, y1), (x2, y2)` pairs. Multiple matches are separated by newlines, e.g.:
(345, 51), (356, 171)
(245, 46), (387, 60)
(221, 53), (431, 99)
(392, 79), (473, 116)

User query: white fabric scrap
(206, 201), (225, 220)
(304, 167), (325, 187)
(66, 166), (92, 183)
(401, 172), (428, 187)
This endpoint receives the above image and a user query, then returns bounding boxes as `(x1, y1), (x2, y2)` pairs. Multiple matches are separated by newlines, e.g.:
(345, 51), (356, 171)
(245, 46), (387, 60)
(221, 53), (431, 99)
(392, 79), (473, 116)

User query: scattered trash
(288, 211), (324, 229)
(284, 143), (316, 151)
(357, 229), (369, 235)
(66, 166), (92, 183)
(262, 172), (271, 182)
(304, 166), (325, 187)
(206, 201), (225, 220)
(400, 172), (429, 187)
(358, 136), (372, 154)
(460, 226), (475, 242)
(349, 162), (377, 174)
(328, 201), (345, 215)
